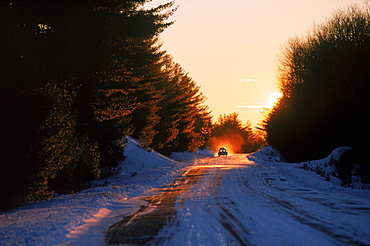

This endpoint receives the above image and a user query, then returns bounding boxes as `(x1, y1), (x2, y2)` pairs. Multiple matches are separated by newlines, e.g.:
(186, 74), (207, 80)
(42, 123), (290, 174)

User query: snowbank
(0, 137), (209, 246)
(250, 145), (370, 191)
(300, 146), (369, 189)
(169, 147), (214, 162)
(248, 145), (284, 162)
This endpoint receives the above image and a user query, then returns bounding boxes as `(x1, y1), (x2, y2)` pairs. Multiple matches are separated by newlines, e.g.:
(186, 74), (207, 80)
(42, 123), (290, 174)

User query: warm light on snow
(66, 208), (111, 239)
(196, 163), (255, 170)
(1, 137), (370, 245)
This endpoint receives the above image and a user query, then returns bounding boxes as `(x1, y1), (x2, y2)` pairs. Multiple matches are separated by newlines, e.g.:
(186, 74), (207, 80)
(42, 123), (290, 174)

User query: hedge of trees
(210, 113), (265, 154)
(262, 4), (370, 181)
(0, 1), (212, 211)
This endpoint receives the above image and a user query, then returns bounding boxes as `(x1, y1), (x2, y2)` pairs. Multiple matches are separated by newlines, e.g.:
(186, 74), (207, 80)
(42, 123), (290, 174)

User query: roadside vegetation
(4, 0), (366, 212)
(209, 113), (265, 154)
(261, 3), (370, 182)
(0, 1), (212, 211)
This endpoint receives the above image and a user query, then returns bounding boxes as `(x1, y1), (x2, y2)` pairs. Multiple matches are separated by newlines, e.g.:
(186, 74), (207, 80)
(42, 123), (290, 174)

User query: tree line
(262, 4), (370, 183)
(210, 113), (265, 154)
(0, 1), (213, 211)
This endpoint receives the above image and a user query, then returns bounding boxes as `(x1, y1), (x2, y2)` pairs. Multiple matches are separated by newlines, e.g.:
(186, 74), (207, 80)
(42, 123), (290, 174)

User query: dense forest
(0, 0), (217, 211)
(262, 4), (370, 183)
(6, 0), (367, 212)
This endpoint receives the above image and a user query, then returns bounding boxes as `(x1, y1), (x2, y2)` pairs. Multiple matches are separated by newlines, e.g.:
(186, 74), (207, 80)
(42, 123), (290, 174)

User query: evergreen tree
(0, 0), (212, 211)
(0, 0), (177, 211)
(152, 55), (211, 154)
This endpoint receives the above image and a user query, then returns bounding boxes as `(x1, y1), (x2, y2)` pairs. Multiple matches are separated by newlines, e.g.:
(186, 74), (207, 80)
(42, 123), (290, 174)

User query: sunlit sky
(145, 0), (363, 126)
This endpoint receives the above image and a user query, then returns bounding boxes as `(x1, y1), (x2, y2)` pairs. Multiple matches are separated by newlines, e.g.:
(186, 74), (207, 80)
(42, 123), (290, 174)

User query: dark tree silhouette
(262, 4), (370, 181)
(0, 0), (189, 211)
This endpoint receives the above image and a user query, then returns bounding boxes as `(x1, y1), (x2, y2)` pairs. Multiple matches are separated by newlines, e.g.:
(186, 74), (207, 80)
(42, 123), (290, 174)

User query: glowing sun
(264, 92), (282, 109)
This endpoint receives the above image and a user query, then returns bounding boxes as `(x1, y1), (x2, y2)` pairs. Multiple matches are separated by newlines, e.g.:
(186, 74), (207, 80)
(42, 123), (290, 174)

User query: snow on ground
(0, 137), (213, 246)
(249, 145), (370, 198)
(0, 139), (369, 245)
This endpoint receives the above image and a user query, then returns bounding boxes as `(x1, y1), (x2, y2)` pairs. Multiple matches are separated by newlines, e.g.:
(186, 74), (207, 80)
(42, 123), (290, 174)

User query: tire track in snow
(105, 167), (205, 245)
(106, 154), (370, 245)
(163, 155), (254, 245)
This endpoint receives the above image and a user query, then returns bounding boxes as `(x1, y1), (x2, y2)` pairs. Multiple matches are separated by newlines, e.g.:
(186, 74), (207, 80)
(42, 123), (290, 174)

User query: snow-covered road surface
(106, 154), (370, 245)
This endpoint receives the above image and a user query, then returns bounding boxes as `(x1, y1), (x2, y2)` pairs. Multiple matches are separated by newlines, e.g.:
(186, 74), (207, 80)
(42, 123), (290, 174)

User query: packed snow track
(106, 154), (370, 245)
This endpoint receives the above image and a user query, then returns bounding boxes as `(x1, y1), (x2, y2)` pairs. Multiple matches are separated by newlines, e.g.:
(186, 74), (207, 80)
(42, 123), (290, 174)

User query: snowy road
(106, 154), (370, 245)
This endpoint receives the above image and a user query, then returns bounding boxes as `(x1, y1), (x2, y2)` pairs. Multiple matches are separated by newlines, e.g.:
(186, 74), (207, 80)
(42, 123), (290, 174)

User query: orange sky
(145, 0), (362, 126)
